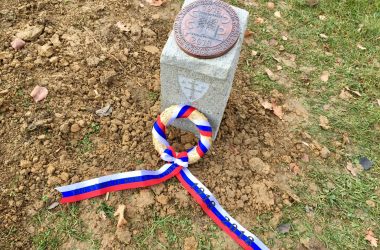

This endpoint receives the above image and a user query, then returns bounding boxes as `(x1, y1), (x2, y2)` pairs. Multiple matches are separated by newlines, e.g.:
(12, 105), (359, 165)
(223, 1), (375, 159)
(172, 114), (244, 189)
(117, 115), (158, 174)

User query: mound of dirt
(0, 0), (309, 249)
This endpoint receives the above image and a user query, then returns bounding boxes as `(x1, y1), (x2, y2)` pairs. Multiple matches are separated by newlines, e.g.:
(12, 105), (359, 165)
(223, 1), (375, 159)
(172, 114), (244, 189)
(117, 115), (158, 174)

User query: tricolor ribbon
(55, 105), (269, 250)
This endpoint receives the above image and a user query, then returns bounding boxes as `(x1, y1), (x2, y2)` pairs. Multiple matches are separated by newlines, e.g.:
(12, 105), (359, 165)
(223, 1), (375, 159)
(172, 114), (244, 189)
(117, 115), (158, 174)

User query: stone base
(160, 0), (248, 139)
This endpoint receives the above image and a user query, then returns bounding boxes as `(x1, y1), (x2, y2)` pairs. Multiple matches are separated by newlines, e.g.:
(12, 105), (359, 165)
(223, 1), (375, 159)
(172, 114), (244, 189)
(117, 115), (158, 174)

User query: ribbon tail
(56, 163), (182, 204)
(176, 168), (269, 250)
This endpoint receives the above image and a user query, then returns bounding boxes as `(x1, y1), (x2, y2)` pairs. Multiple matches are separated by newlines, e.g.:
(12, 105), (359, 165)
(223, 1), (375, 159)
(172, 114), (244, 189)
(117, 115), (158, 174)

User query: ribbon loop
(55, 105), (269, 250)
(161, 146), (189, 168)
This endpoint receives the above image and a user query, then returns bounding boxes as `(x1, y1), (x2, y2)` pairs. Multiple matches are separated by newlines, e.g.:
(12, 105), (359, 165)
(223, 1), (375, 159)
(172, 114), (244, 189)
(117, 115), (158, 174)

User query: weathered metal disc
(174, 0), (240, 59)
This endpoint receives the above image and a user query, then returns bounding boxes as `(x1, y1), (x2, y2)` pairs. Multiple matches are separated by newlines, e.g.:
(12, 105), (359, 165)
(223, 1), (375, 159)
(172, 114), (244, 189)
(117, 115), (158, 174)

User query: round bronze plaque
(174, 0), (240, 59)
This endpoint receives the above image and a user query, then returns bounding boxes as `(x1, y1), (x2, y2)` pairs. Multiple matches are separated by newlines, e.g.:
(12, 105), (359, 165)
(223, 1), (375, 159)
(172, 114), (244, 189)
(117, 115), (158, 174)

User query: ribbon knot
(161, 146), (189, 168)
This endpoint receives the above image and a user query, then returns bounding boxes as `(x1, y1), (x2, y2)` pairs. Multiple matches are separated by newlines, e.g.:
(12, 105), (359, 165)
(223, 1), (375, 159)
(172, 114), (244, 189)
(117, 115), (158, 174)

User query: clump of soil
(0, 0), (309, 249)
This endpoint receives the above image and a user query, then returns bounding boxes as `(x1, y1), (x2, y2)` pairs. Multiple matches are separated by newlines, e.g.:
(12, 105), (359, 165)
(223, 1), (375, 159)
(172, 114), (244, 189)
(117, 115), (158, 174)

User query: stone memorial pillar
(160, 0), (248, 139)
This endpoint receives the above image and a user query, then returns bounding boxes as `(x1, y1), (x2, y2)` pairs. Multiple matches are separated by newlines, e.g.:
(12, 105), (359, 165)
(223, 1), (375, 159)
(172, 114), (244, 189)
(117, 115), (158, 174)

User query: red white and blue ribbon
(55, 105), (269, 250)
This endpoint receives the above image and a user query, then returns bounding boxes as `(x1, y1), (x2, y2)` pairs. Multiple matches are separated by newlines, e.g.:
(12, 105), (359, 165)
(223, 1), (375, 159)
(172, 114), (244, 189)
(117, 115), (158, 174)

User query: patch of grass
(78, 122), (101, 153)
(148, 91), (159, 102)
(32, 205), (98, 250)
(97, 202), (115, 219)
(276, 166), (380, 249)
(134, 214), (219, 249)
(241, 0), (380, 249)
(135, 215), (192, 248)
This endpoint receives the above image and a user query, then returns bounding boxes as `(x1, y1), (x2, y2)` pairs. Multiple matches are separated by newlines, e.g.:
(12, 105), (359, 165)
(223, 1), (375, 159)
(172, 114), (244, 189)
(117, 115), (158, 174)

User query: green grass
(134, 214), (219, 249)
(240, 0), (380, 249)
(97, 202), (115, 219)
(78, 122), (101, 153)
(148, 91), (160, 102)
(32, 205), (99, 250)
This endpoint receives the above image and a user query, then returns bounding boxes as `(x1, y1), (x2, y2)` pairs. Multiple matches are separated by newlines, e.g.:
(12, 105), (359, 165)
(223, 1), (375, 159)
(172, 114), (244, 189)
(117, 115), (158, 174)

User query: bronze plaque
(174, 0), (240, 59)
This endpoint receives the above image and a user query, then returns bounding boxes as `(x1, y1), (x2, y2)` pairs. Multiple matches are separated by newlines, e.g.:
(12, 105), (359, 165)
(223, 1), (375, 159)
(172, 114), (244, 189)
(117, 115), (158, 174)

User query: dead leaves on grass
(319, 115), (330, 130)
(346, 162), (362, 177)
(320, 71), (330, 82)
(365, 229), (378, 247)
(260, 99), (284, 120)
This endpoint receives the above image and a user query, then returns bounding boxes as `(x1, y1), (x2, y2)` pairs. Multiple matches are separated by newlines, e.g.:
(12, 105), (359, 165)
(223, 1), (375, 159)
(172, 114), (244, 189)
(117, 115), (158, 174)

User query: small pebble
(11, 38), (26, 50)
(70, 123), (81, 133)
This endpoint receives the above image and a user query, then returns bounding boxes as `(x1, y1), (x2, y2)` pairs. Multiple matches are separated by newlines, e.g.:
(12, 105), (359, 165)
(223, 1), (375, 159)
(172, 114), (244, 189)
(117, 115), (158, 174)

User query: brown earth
(0, 0), (312, 249)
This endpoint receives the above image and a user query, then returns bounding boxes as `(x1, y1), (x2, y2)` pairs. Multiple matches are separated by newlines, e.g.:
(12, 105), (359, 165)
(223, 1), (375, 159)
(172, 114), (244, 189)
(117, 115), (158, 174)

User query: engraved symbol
(178, 75), (209, 102)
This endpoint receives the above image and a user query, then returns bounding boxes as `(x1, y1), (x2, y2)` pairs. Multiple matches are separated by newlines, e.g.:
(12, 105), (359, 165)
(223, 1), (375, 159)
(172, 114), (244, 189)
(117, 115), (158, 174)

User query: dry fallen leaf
(255, 17), (264, 24)
(289, 163), (301, 175)
(342, 132), (350, 144)
(265, 68), (279, 81)
(244, 30), (254, 38)
(366, 200), (376, 208)
(272, 103), (284, 119)
(346, 162), (362, 177)
(115, 21), (129, 32)
(320, 71), (330, 82)
(244, 30), (254, 45)
(30, 85), (48, 103)
(365, 229), (378, 247)
(344, 86), (361, 97)
(267, 2), (275, 10)
(114, 204), (127, 228)
(146, 0), (165, 7)
(260, 100), (273, 110)
(144, 45), (160, 54)
(357, 44), (367, 50)
(96, 104), (113, 117)
(339, 89), (353, 100)
(319, 115), (330, 130)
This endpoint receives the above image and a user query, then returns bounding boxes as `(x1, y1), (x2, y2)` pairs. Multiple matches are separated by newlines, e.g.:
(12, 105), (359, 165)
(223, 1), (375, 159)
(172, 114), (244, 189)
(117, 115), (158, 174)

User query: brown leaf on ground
(319, 115), (330, 130)
(244, 30), (254, 37)
(365, 229), (378, 247)
(320, 71), (329, 82)
(114, 204), (127, 228)
(115, 21), (129, 32)
(339, 89), (353, 100)
(265, 68), (279, 81)
(260, 99), (272, 110)
(144, 45), (160, 54)
(366, 200), (376, 208)
(289, 163), (301, 175)
(346, 162), (362, 177)
(255, 17), (264, 24)
(342, 132), (350, 144)
(306, 0), (319, 7)
(344, 86), (361, 97)
(272, 103), (284, 119)
(267, 2), (275, 10)
(30, 85), (48, 102)
(146, 0), (165, 7)
(244, 30), (254, 45)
